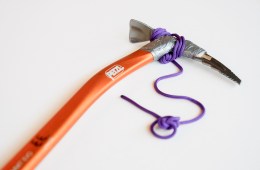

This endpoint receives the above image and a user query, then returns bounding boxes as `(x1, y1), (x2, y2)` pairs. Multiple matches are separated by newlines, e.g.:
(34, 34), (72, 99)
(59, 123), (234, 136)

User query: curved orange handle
(3, 50), (153, 170)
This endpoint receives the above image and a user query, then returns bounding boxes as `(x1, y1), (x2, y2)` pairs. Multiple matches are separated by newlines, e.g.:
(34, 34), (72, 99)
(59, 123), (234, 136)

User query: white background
(0, 0), (259, 169)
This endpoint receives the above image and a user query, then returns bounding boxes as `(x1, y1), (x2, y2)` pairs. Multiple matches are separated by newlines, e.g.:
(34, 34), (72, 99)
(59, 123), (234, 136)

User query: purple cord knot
(157, 116), (180, 130)
(151, 116), (180, 139)
(150, 28), (186, 64)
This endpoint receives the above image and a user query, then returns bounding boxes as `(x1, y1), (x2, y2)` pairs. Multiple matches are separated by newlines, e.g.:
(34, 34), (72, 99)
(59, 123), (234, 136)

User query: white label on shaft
(105, 65), (124, 80)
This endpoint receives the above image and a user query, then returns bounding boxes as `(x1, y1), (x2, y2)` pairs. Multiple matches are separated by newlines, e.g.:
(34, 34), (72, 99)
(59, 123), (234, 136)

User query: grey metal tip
(129, 19), (153, 43)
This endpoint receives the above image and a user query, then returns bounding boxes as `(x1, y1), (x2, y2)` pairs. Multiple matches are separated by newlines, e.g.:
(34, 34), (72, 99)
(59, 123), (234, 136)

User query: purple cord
(121, 28), (205, 139)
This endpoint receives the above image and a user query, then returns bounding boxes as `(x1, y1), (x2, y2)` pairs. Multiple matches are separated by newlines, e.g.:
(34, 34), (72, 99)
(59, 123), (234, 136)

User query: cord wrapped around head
(150, 28), (186, 64)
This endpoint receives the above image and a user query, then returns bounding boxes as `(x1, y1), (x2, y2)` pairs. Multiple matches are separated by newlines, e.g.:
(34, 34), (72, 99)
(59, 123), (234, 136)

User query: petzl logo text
(105, 65), (124, 80)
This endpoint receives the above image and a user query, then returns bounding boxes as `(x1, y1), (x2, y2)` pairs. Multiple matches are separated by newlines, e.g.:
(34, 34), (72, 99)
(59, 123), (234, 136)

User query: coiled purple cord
(121, 28), (205, 139)
(151, 28), (186, 63)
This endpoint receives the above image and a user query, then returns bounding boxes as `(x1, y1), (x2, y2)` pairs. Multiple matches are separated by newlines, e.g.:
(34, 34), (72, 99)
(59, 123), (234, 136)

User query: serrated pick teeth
(201, 54), (241, 84)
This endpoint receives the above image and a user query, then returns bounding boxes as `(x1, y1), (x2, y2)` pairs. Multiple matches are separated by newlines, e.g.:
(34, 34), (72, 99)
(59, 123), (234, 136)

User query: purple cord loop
(121, 28), (205, 139)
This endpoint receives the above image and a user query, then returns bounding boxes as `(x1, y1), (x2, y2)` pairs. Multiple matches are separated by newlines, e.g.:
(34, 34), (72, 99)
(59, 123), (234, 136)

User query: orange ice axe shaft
(3, 22), (178, 169)
(3, 50), (154, 170)
(3, 19), (242, 169)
